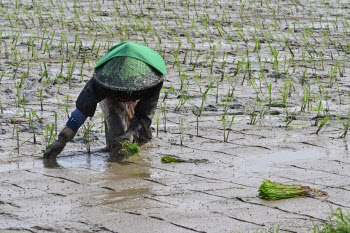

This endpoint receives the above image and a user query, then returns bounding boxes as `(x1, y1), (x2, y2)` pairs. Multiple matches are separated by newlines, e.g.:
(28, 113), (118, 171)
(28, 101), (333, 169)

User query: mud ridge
(134, 161), (245, 185)
(48, 192), (67, 197)
(211, 211), (265, 227)
(124, 211), (141, 216)
(32, 226), (59, 232)
(324, 200), (350, 209)
(98, 226), (119, 233)
(276, 175), (350, 192)
(3, 228), (35, 233)
(24, 170), (81, 184)
(290, 165), (350, 178)
(123, 210), (206, 232)
(142, 196), (179, 206)
(100, 186), (116, 191)
(0, 212), (20, 219)
(235, 197), (326, 223)
(298, 141), (324, 148)
(143, 178), (168, 186)
(168, 222), (207, 233)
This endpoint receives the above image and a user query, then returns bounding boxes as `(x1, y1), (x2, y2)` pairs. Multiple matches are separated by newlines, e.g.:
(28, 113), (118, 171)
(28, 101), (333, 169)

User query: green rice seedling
(28, 112), (36, 144)
(67, 60), (77, 88)
(301, 70), (307, 86)
(54, 112), (58, 136)
(159, 102), (167, 132)
(0, 69), (6, 82)
(193, 50), (201, 69)
(328, 66), (337, 88)
(56, 96), (69, 119)
(336, 81), (342, 104)
(300, 84), (311, 112)
(222, 113), (235, 142)
(95, 111), (104, 133)
(246, 106), (258, 125)
(253, 36), (261, 53)
(43, 124), (55, 150)
(162, 86), (175, 102)
(154, 112), (159, 137)
(0, 96), (2, 114)
(120, 141), (140, 157)
(31, 110), (42, 124)
(337, 112), (350, 138)
(249, 79), (259, 100)
(198, 82), (213, 117)
(15, 81), (21, 107)
(258, 179), (308, 200)
(316, 114), (330, 135)
(313, 207), (350, 233)
(39, 88), (44, 111)
(161, 155), (185, 163)
(192, 107), (200, 137)
(270, 46), (279, 75)
(82, 122), (94, 154)
(267, 83), (272, 106)
(21, 92), (26, 117)
(314, 101), (324, 126)
(15, 123), (19, 155)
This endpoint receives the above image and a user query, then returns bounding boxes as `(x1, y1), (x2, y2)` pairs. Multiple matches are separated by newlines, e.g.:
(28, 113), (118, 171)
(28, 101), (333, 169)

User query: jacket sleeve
(76, 79), (107, 117)
(127, 82), (163, 141)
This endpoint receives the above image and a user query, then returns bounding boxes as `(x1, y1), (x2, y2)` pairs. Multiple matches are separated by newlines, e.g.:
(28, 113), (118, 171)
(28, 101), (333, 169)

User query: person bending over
(43, 42), (166, 159)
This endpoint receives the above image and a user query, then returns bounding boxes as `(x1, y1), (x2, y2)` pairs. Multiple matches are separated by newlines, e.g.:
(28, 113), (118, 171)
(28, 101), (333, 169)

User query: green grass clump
(161, 155), (185, 163)
(121, 141), (140, 157)
(258, 179), (307, 200)
(314, 207), (350, 233)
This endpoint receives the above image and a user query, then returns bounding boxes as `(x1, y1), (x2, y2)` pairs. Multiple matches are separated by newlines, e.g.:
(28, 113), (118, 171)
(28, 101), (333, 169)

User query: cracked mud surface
(1, 0), (350, 232)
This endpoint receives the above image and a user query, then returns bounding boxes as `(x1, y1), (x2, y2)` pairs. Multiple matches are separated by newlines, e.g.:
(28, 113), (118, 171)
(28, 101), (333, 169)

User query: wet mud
(1, 0), (350, 232)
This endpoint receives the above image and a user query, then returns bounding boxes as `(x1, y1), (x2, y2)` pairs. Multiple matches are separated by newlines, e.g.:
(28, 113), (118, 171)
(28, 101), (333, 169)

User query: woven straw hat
(93, 42), (166, 91)
(93, 56), (163, 91)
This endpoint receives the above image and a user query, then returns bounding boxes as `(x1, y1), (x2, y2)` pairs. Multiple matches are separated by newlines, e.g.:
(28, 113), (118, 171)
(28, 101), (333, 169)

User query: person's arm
(123, 82), (163, 142)
(44, 79), (106, 159)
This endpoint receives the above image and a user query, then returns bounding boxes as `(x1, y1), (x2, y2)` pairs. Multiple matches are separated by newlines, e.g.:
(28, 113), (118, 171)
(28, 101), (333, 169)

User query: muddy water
(239, 150), (326, 172)
(0, 153), (158, 232)
(2, 0), (350, 232)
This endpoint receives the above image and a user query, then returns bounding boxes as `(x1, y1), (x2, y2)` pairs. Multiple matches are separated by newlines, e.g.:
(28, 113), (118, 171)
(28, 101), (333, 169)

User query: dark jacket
(76, 79), (163, 140)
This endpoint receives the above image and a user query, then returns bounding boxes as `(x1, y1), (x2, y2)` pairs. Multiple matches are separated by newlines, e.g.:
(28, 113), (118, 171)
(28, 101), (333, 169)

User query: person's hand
(117, 132), (134, 143)
(112, 132), (134, 156)
(43, 140), (66, 159)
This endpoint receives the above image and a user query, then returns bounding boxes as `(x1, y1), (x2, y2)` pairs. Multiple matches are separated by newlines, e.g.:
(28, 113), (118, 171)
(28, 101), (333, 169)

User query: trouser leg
(99, 99), (137, 149)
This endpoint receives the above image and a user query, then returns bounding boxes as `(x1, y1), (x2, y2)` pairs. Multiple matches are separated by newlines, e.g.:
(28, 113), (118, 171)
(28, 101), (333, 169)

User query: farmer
(43, 42), (166, 159)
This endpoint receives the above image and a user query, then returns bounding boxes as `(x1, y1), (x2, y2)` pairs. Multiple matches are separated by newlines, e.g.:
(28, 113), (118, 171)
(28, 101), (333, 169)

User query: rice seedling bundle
(258, 179), (308, 200)
(161, 155), (185, 163)
(121, 141), (140, 157)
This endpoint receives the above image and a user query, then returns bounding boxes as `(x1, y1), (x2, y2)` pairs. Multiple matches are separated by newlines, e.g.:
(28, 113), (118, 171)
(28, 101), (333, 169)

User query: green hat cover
(93, 42), (166, 91)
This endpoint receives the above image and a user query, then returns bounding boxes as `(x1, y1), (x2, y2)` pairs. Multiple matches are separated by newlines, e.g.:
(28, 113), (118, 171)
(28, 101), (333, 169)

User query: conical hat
(93, 56), (164, 91)
(93, 42), (165, 91)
